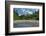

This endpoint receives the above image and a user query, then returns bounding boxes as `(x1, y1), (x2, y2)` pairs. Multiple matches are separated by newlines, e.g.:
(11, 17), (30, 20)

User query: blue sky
(14, 8), (39, 16)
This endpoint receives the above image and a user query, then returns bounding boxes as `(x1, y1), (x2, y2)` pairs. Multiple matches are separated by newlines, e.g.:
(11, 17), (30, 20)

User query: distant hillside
(13, 8), (39, 20)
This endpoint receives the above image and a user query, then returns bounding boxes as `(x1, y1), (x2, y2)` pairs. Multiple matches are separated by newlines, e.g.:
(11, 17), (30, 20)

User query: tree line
(13, 10), (39, 20)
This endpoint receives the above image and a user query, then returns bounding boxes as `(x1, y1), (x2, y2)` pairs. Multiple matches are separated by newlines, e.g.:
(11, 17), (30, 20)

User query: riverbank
(14, 20), (39, 23)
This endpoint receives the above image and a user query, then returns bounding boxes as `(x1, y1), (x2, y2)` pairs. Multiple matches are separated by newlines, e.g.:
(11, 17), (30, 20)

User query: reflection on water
(13, 22), (39, 28)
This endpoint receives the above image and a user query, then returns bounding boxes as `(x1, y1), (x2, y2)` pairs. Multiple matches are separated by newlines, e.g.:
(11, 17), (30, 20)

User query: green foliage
(13, 11), (39, 20)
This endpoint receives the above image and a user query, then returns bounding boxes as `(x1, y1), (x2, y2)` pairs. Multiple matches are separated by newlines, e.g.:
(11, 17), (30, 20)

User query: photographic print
(13, 8), (39, 28)
(5, 1), (45, 35)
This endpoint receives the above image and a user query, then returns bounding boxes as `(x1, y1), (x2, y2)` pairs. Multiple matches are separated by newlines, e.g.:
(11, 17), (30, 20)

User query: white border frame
(9, 5), (43, 33)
